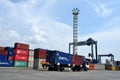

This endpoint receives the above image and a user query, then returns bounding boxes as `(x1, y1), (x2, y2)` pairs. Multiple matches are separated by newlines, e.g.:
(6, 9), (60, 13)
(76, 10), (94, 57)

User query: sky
(0, 0), (120, 62)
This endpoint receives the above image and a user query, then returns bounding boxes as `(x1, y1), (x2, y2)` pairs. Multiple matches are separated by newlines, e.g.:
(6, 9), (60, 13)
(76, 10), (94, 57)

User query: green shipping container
(14, 61), (28, 67)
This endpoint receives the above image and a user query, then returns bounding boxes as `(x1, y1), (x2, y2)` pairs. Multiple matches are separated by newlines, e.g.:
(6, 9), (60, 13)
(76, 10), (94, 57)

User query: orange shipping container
(89, 64), (94, 70)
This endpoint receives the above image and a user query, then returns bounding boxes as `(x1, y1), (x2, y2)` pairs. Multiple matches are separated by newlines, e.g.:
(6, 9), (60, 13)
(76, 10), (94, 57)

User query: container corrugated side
(29, 50), (34, 56)
(94, 64), (105, 70)
(14, 49), (29, 56)
(0, 61), (14, 67)
(28, 56), (34, 62)
(72, 55), (84, 66)
(34, 49), (47, 59)
(14, 61), (28, 67)
(0, 47), (5, 51)
(0, 50), (8, 55)
(33, 59), (46, 70)
(47, 51), (71, 65)
(28, 61), (33, 68)
(14, 55), (28, 61)
(14, 43), (29, 49)
(5, 47), (14, 56)
(0, 55), (7, 61)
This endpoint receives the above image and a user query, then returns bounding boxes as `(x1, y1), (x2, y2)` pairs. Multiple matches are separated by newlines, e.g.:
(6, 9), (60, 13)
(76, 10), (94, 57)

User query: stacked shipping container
(14, 43), (29, 67)
(0, 47), (14, 67)
(28, 50), (34, 68)
(33, 49), (47, 70)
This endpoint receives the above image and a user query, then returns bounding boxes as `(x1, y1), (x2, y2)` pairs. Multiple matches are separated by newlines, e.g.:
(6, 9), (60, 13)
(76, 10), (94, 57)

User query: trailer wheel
(72, 67), (76, 71)
(77, 68), (80, 71)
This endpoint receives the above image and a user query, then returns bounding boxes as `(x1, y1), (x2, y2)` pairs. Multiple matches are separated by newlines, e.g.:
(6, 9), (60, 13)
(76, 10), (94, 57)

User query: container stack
(14, 43), (29, 67)
(28, 50), (34, 68)
(33, 49), (47, 70)
(0, 47), (14, 67)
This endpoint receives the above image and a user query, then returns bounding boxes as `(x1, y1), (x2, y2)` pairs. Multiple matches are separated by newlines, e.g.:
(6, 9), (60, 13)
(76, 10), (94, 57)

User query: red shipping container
(34, 49), (47, 59)
(14, 55), (28, 61)
(72, 55), (84, 66)
(15, 49), (29, 56)
(0, 47), (5, 51)
(0, 50), (8, 55)
(8, 56), (14, 60)
(14, 43), (29, 49)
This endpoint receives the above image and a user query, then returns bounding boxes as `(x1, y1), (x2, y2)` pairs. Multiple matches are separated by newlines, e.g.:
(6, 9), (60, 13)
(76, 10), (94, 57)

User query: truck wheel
(60, 67), (64, 71)
(84, 67), (88, 71)
(48, 67), (52, 71)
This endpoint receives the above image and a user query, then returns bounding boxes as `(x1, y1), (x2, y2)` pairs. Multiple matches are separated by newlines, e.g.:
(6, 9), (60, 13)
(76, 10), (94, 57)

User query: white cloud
(92, 2), (112, 17)
(78, 27), (120, 61)
(0, 0), (72, 52)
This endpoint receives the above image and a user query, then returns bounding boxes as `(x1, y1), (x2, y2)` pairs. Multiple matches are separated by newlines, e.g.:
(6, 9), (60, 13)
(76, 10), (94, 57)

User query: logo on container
(58, 56), (69, 61)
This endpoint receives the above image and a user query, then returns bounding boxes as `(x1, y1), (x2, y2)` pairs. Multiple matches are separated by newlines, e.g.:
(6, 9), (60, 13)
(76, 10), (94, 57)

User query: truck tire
(48, 66), (53, 71)
(77, 67), (80, 71)
(60, 67), (64, 71)
(72, 67), (76, 71)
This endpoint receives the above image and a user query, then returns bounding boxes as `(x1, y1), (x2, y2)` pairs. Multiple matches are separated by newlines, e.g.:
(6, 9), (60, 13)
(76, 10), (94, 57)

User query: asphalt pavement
(0, 68), (120, 80)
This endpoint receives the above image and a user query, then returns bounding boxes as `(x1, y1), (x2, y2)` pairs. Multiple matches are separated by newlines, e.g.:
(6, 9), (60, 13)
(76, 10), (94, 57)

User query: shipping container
(33, 59), (47, 70)
(0, 55), (7, 61)
(8, 56), (14, 61)
(14, 61), (28, 67)
(94, 64), (105, 70)
(8, 52), (14, 56)
(5, 47), (14, 52)
(28, 56), (34, 62)
(89, 64), (95, 70)
(0, 50), (8, 55)
(14, 49), (29, 56)
(14, 43), (29, 49)
(29, 50), (34, 56)
(14, 55), (28, 61)
(71, 55), (85, 71)
(0, 47), (5, 51)
(47, 51), (71, 65)
(28, 61), (34, 68)
(5, 47), (14, 56)
(72, 55), (84, 66)
(0, 61), (14, 67)
(34, 49), (47, 59)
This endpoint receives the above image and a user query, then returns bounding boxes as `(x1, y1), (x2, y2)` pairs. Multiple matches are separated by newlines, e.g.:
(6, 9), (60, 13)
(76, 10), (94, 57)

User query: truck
(46, 50), (71, 71)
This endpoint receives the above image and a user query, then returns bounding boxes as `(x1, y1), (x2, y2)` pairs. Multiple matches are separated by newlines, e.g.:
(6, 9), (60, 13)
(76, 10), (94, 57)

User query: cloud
(78, 24), (120, 61)
(0, 0), (72, 52)
(92, 2), (112, 17)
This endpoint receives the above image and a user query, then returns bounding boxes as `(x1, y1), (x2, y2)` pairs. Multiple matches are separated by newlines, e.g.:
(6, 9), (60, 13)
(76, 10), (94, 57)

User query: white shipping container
(28, 56), (34, 62)
(29, 50), (34, 56)
(33, 59), (47, 70)
(94, 64), (105, 70)
(28, 61), (34, 68)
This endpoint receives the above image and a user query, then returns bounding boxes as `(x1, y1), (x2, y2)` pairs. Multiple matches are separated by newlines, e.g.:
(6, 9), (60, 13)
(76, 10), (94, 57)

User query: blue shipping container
(0, 55), (7, 61)
(8, 52), (14, 56)
(5, 47), (14, 56)
(46, 51), (71, 65)
(0, 61), (14, 67)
